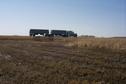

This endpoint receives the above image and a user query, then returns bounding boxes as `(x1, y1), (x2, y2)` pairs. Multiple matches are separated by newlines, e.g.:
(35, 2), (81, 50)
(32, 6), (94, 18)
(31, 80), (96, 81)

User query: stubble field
(0, 36), (126, 84)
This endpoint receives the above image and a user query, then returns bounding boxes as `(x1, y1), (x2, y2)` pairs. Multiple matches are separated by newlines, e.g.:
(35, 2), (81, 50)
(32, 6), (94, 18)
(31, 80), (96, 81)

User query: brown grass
(65, 37), (126, 50)
(0, 36), (31, 40)
(0, 36), (126, 84)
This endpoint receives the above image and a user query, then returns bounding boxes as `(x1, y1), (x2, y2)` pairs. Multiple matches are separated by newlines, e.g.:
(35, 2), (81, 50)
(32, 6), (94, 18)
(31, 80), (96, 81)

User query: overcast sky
(0, 0), (126, 37)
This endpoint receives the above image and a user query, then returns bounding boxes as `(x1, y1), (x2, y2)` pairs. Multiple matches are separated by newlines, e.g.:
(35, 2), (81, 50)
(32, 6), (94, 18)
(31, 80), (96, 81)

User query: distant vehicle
(30, 29), (49, 37)
(51, 30), (77, 37)
(67, 31), (77, 37)
(51, 30), (68, 37)
(29, 29), (77, 37)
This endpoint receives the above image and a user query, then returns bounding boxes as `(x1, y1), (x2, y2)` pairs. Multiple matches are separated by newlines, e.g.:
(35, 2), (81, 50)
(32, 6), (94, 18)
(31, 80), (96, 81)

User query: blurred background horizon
(0, 0), (126, 37)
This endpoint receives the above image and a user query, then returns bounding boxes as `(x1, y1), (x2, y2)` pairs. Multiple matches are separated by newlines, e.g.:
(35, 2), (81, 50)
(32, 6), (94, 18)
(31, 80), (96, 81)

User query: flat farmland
(0, 36), (126, 84)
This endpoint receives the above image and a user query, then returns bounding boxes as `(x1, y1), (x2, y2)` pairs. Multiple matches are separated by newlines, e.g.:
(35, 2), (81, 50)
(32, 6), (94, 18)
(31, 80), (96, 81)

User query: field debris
(0, 52), (12, 60)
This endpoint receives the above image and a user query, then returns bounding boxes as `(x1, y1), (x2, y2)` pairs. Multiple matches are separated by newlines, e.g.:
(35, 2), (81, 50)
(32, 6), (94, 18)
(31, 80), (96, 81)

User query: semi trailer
(30, 29), (49, 37)
(30, 29), (77, 37)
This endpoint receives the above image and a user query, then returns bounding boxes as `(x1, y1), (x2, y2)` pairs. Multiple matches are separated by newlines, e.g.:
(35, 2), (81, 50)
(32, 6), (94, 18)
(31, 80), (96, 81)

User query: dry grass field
(0, 36), (126, 84)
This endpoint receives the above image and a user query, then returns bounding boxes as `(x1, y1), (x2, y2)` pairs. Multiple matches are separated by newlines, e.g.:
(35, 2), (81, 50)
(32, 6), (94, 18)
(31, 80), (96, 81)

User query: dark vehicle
(51, 30), (68, 37)
(29, 29), (77, 37)
(67, 31), (77, 37)
(50, 30), (77, 37)
(30, 29), (49, 37)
